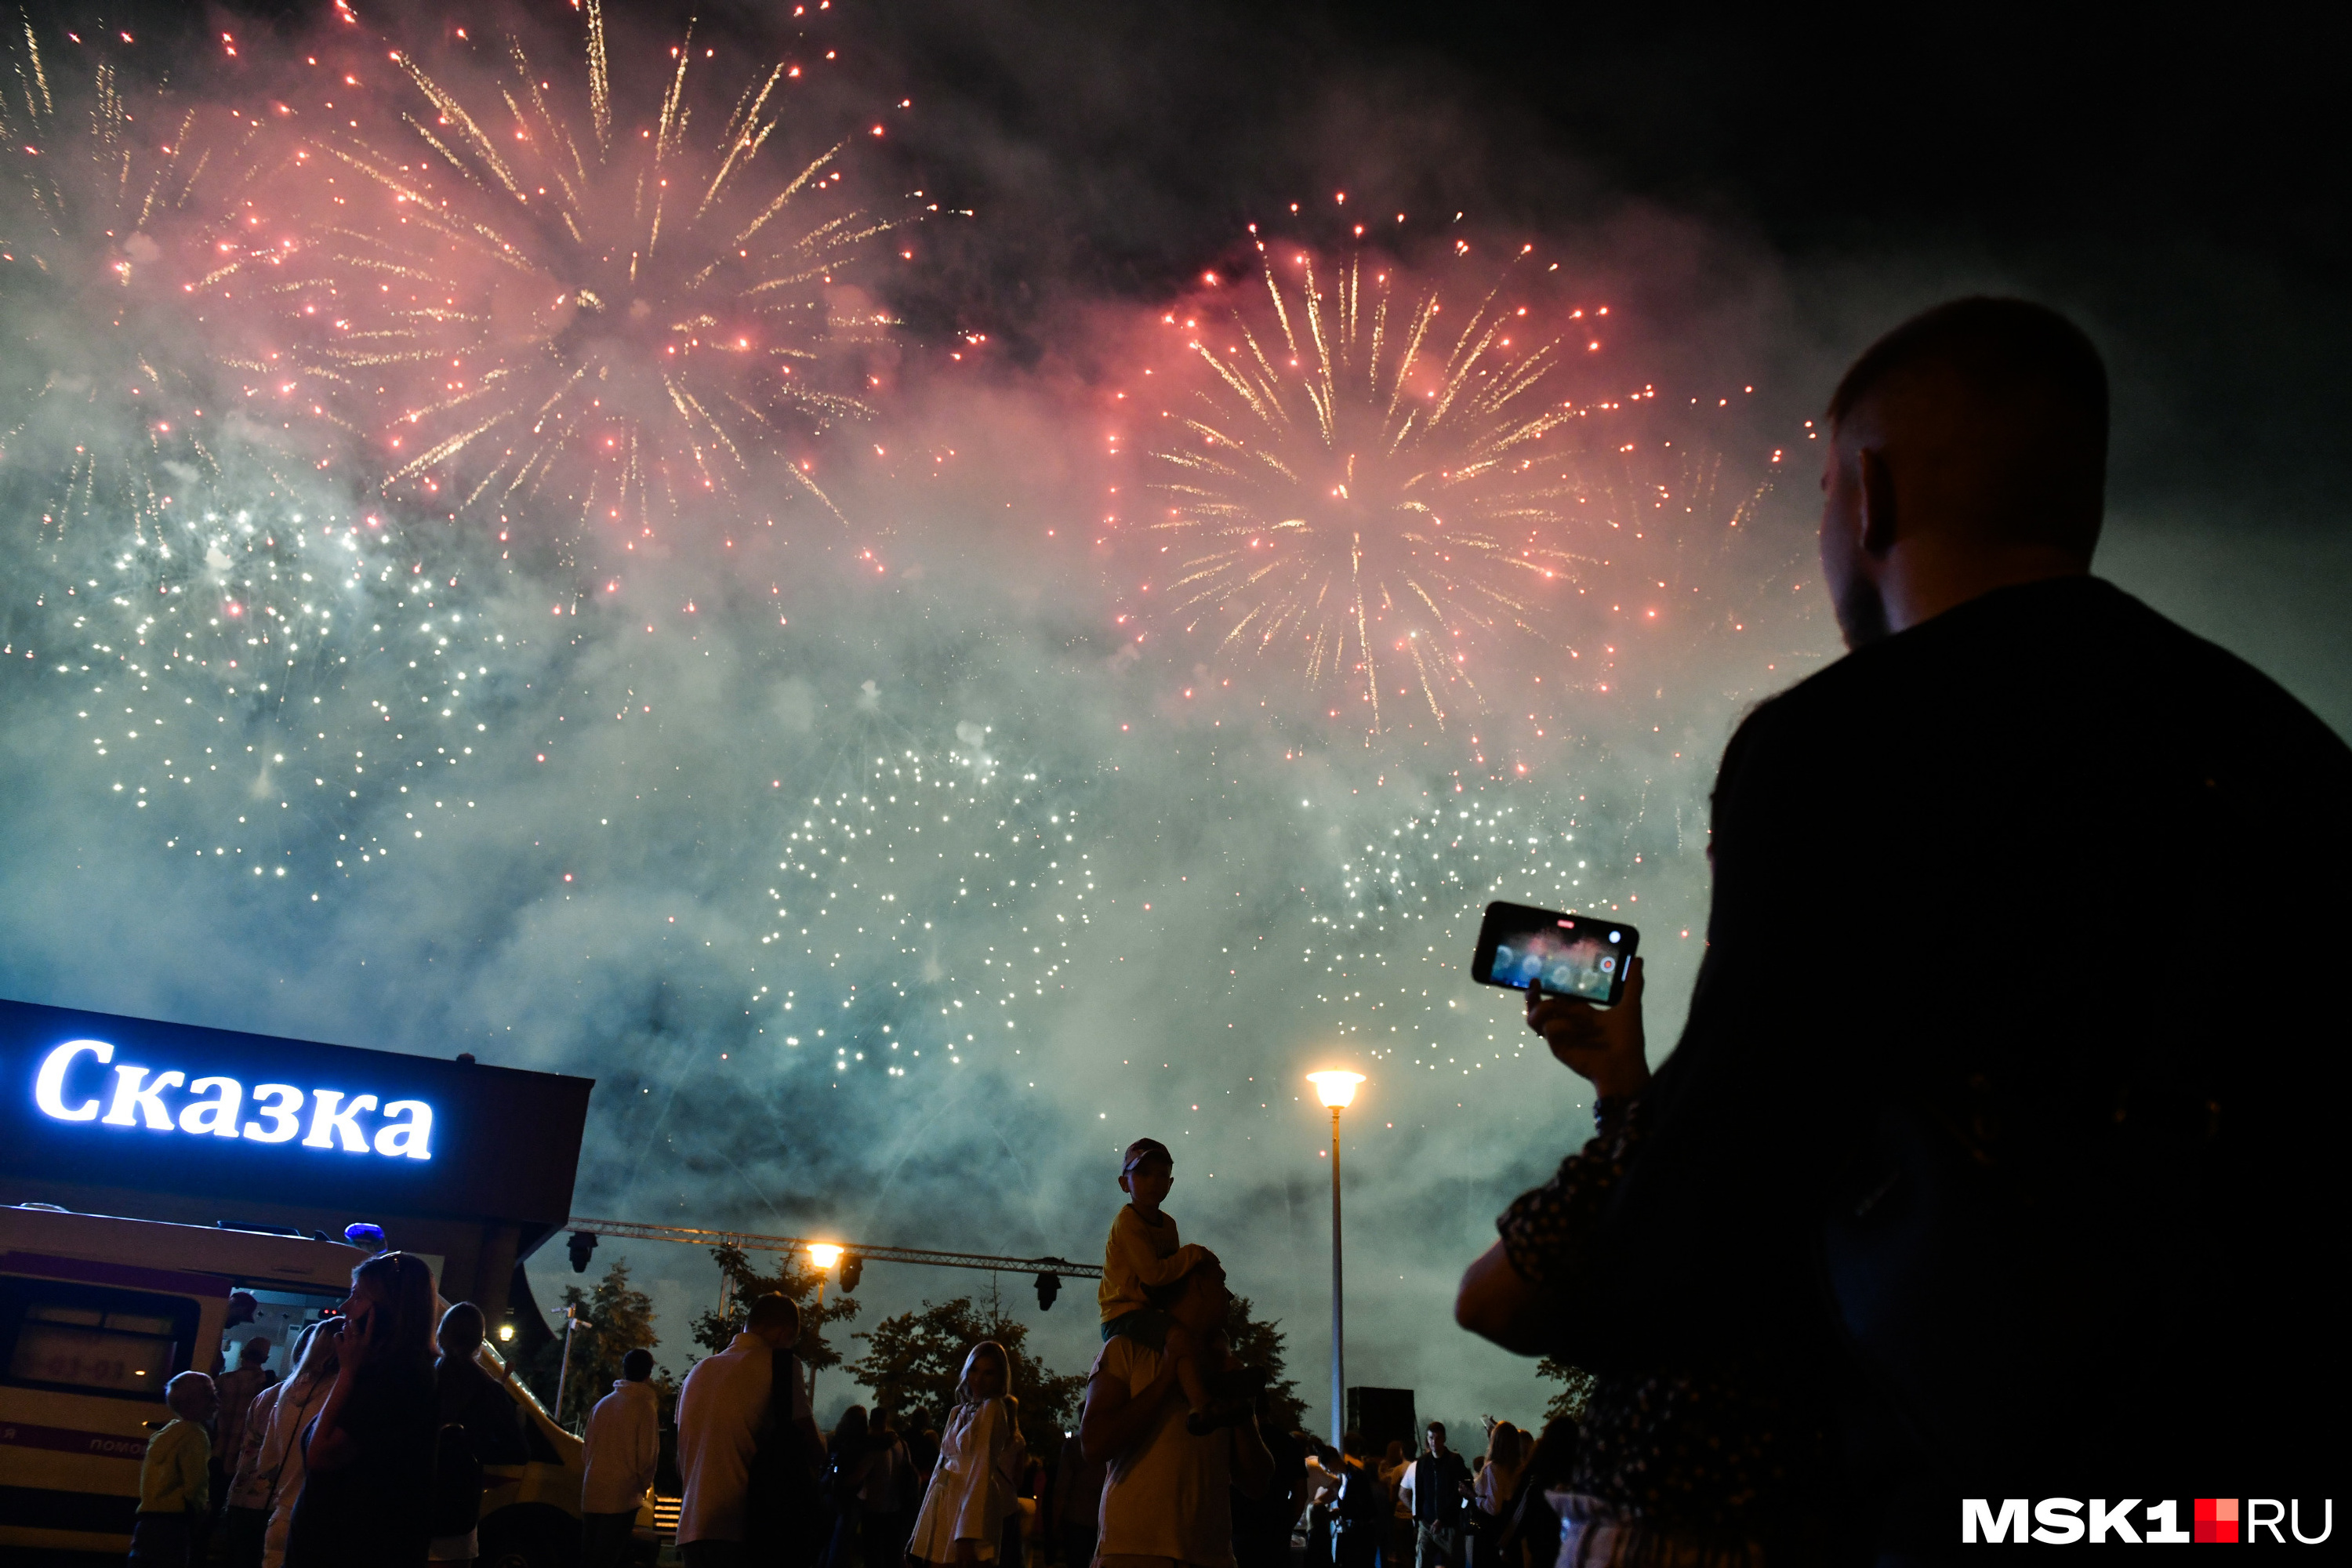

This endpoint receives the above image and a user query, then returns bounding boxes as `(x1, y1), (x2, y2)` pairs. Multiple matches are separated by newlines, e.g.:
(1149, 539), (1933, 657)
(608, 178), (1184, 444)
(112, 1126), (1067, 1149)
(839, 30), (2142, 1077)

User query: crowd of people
(653, 1131), (1613, 1568)
(132, 1250), (528, 1568)
(135, 296), (2344, 1566)
(147, 1242), (1573, 1568)
(1287, 1417), (1571, 1568)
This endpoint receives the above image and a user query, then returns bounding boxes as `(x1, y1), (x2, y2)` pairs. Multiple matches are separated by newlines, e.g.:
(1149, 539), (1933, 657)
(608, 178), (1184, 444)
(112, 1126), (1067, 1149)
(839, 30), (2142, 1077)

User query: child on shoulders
(1098, 1137), (1243, 1434)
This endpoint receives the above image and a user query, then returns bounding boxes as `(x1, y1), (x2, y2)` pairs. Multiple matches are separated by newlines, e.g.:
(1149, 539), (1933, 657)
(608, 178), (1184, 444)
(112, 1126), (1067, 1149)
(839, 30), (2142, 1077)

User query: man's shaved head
(1820, 298), (2109, 645)
(1830, 296), (2109, 553)
(746, 1291), (801, 1346)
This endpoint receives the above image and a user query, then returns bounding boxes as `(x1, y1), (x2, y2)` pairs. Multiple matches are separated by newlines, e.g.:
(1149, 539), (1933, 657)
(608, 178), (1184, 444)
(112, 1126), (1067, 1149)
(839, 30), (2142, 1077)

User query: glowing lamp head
(807, 1243), (844, 1272)
(496, 1323), (516, 1343)
(1308, 1070), (1365, 1109)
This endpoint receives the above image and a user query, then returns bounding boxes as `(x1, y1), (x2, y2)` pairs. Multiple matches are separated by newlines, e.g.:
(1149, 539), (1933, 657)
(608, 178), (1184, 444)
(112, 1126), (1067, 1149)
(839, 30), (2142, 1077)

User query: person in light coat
(907, 1343), (1027, 1568)
(254, 1322), (341, 1568)
(581, 1348), (662, 1568)
(677, 1292), (819, 1567)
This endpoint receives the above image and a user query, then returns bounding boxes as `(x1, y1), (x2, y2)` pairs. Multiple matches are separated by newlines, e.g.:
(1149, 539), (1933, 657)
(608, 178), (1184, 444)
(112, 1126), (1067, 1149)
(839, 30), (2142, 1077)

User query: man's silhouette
(1461, 298), (2349, 1556)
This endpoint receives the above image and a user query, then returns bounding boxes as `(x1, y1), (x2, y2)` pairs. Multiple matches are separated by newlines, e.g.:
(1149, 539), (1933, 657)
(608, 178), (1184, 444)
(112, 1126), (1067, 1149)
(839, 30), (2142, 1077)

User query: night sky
(2, 0), (2342, 1431)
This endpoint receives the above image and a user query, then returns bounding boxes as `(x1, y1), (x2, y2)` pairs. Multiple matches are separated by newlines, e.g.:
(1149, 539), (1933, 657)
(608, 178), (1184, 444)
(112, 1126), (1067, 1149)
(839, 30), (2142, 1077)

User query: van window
(1, 1276), (200, 1399)
(224, 1284), (349, 1381)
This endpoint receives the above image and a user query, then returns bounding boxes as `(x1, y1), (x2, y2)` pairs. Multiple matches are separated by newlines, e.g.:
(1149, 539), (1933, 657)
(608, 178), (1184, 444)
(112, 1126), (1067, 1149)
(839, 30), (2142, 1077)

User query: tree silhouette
(691, 1243), (862, 1373)
(1535, 1358), (1595, 1424)
(1224, 1295), (1308, 1436)
(528, 1259), (675, 1429)
(847, 1294), (1084, 1459)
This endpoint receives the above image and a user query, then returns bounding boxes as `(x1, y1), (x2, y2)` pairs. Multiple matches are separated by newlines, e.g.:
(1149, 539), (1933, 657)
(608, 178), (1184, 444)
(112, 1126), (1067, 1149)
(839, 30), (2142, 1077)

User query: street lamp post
(554, 1303), (580, 1425)
(1307, 1070), (1365, 1449)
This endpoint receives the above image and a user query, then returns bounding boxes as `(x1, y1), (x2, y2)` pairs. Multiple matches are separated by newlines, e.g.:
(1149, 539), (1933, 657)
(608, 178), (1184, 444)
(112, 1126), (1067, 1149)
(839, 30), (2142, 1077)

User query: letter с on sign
(34, 1037), (434, 1158)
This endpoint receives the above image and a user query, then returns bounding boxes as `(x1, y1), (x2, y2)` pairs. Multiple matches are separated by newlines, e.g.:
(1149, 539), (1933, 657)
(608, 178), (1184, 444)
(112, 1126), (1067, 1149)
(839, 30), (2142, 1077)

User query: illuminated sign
(2, 996), (591, 1230)
(32, 1039), (434, 1159)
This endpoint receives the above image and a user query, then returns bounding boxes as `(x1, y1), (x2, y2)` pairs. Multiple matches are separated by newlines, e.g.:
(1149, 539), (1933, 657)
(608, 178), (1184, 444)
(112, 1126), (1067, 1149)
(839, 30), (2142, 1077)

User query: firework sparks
(1127, 246), (1603, 734)
(0, 24), (274, 546)
(205, 0), (905, 544)
(1, 452), (526, 895)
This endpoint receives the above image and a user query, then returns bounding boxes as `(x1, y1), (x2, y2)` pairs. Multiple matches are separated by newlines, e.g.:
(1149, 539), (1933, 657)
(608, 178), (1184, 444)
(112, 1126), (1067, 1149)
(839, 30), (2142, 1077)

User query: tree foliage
(847, 1295), (1084, 1457)
(526, 1259), (674, 1430)
(1224, 1295), (1308, 1436)
(1535, 1358), (1595, 1425)
(691, 1244), (862, 1371)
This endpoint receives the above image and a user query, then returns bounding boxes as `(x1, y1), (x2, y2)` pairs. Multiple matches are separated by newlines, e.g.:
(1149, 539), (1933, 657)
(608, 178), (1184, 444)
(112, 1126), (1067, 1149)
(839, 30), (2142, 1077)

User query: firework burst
(204, 0), (906, 546)
(0, 444), (529, 902)
(0, 23), (276, 549)
(1127, 245), (1613, 733)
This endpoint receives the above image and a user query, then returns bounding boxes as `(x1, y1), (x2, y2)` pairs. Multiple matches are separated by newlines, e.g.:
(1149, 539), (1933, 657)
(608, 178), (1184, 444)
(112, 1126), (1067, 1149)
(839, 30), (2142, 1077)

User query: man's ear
(1858, 446), (1898, 557)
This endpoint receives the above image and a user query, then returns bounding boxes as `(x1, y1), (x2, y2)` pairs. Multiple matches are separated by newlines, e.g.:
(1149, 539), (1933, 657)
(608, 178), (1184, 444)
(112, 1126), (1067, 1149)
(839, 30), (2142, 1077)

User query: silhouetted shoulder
(1737, 576), (2347, 776)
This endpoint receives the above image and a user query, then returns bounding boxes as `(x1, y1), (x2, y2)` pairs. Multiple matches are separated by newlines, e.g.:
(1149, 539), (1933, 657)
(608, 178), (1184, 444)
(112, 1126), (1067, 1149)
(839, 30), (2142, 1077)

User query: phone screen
(1471, 901), (1639, 1005)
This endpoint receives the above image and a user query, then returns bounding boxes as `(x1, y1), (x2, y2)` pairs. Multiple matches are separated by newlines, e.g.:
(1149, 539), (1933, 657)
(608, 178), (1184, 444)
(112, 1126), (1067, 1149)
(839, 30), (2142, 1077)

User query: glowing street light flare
(1307, 1069), (1363, 1108)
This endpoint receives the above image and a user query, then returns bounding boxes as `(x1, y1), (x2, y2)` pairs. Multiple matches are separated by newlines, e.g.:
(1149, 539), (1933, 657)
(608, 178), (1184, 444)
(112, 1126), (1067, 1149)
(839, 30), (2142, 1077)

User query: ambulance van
(1, 1203), (653, 1566)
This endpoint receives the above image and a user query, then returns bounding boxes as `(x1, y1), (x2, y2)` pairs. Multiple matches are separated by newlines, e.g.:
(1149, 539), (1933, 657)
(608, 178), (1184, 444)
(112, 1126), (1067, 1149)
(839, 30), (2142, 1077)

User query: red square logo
(2194, 1497), (2238, 1544)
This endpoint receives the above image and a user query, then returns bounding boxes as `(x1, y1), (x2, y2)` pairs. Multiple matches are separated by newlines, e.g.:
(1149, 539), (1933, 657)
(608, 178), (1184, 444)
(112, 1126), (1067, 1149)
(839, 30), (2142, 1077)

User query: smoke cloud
(2, 0), (2340, 1428)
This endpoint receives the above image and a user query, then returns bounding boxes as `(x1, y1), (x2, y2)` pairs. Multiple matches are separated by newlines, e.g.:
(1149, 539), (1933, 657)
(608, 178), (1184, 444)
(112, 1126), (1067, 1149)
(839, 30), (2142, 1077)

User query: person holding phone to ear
(284, 1251), (440, 1568)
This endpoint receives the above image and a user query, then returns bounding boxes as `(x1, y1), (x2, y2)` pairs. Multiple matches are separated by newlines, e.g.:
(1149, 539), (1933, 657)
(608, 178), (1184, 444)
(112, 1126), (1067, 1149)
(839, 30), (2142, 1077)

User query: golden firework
(1145, 249), (1591, 731)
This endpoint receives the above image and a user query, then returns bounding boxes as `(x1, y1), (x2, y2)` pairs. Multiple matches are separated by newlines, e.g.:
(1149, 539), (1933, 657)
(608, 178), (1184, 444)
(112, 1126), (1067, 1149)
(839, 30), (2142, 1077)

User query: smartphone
(1471, 901), (1639, 1006)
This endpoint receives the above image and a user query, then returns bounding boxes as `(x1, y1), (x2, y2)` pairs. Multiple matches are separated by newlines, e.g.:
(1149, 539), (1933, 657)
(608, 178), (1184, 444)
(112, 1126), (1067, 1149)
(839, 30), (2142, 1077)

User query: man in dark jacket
(1405, 1425), (1468, 1568)
(1459, 297), (2350, 1558)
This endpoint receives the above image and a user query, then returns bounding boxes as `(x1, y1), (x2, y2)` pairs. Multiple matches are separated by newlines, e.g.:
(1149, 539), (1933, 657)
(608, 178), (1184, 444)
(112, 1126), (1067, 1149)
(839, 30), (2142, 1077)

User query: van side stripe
(2, 1252), (232, 1297)
(0, 1421), (151, 1462)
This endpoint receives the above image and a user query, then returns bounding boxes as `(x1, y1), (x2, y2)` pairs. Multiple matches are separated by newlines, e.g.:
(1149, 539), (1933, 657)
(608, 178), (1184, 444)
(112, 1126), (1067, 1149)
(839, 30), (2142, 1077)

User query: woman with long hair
(284, 1250), (440, 1568)
(1475, 1424), (1525, 1519)
(1490, 1418), (1574, 1568)
(251, 1321), (340, 1568)
(1463, 1424), (1524, 1568)
(906, 1343), (1028, 1568)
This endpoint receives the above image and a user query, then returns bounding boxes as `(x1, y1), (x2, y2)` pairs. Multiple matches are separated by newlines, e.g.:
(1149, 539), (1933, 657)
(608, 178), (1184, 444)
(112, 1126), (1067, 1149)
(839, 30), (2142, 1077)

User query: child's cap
(1121, 1138), (1174, 1174)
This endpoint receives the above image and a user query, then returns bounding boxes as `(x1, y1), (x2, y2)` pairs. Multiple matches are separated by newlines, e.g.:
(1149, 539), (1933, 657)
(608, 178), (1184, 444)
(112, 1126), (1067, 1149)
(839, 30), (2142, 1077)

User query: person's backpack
(1334, 1462), (1387, 1537)
(429, 1420), (485, 1538)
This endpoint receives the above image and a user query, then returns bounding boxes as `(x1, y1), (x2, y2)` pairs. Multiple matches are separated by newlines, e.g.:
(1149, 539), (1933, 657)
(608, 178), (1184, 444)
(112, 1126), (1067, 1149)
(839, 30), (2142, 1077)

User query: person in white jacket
(907, 1343), (1028, 1567)
(252, 1322), (340, 1568)
(582, 1348), (662, 1568)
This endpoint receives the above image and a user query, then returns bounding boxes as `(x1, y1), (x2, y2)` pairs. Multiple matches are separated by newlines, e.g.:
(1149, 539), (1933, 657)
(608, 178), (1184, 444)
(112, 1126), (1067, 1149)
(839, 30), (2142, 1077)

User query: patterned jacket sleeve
(1494, 1094), (1644, 1287)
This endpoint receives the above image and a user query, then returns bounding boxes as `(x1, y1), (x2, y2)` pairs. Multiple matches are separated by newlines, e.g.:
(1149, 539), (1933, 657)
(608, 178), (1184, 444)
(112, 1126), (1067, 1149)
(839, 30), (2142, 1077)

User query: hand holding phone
(1527, 957), (1649, 1099)
(1468, 901), (1650, 1096)
(336, 1296), (387, 1369)
(1471, 902), (1639, 1006)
